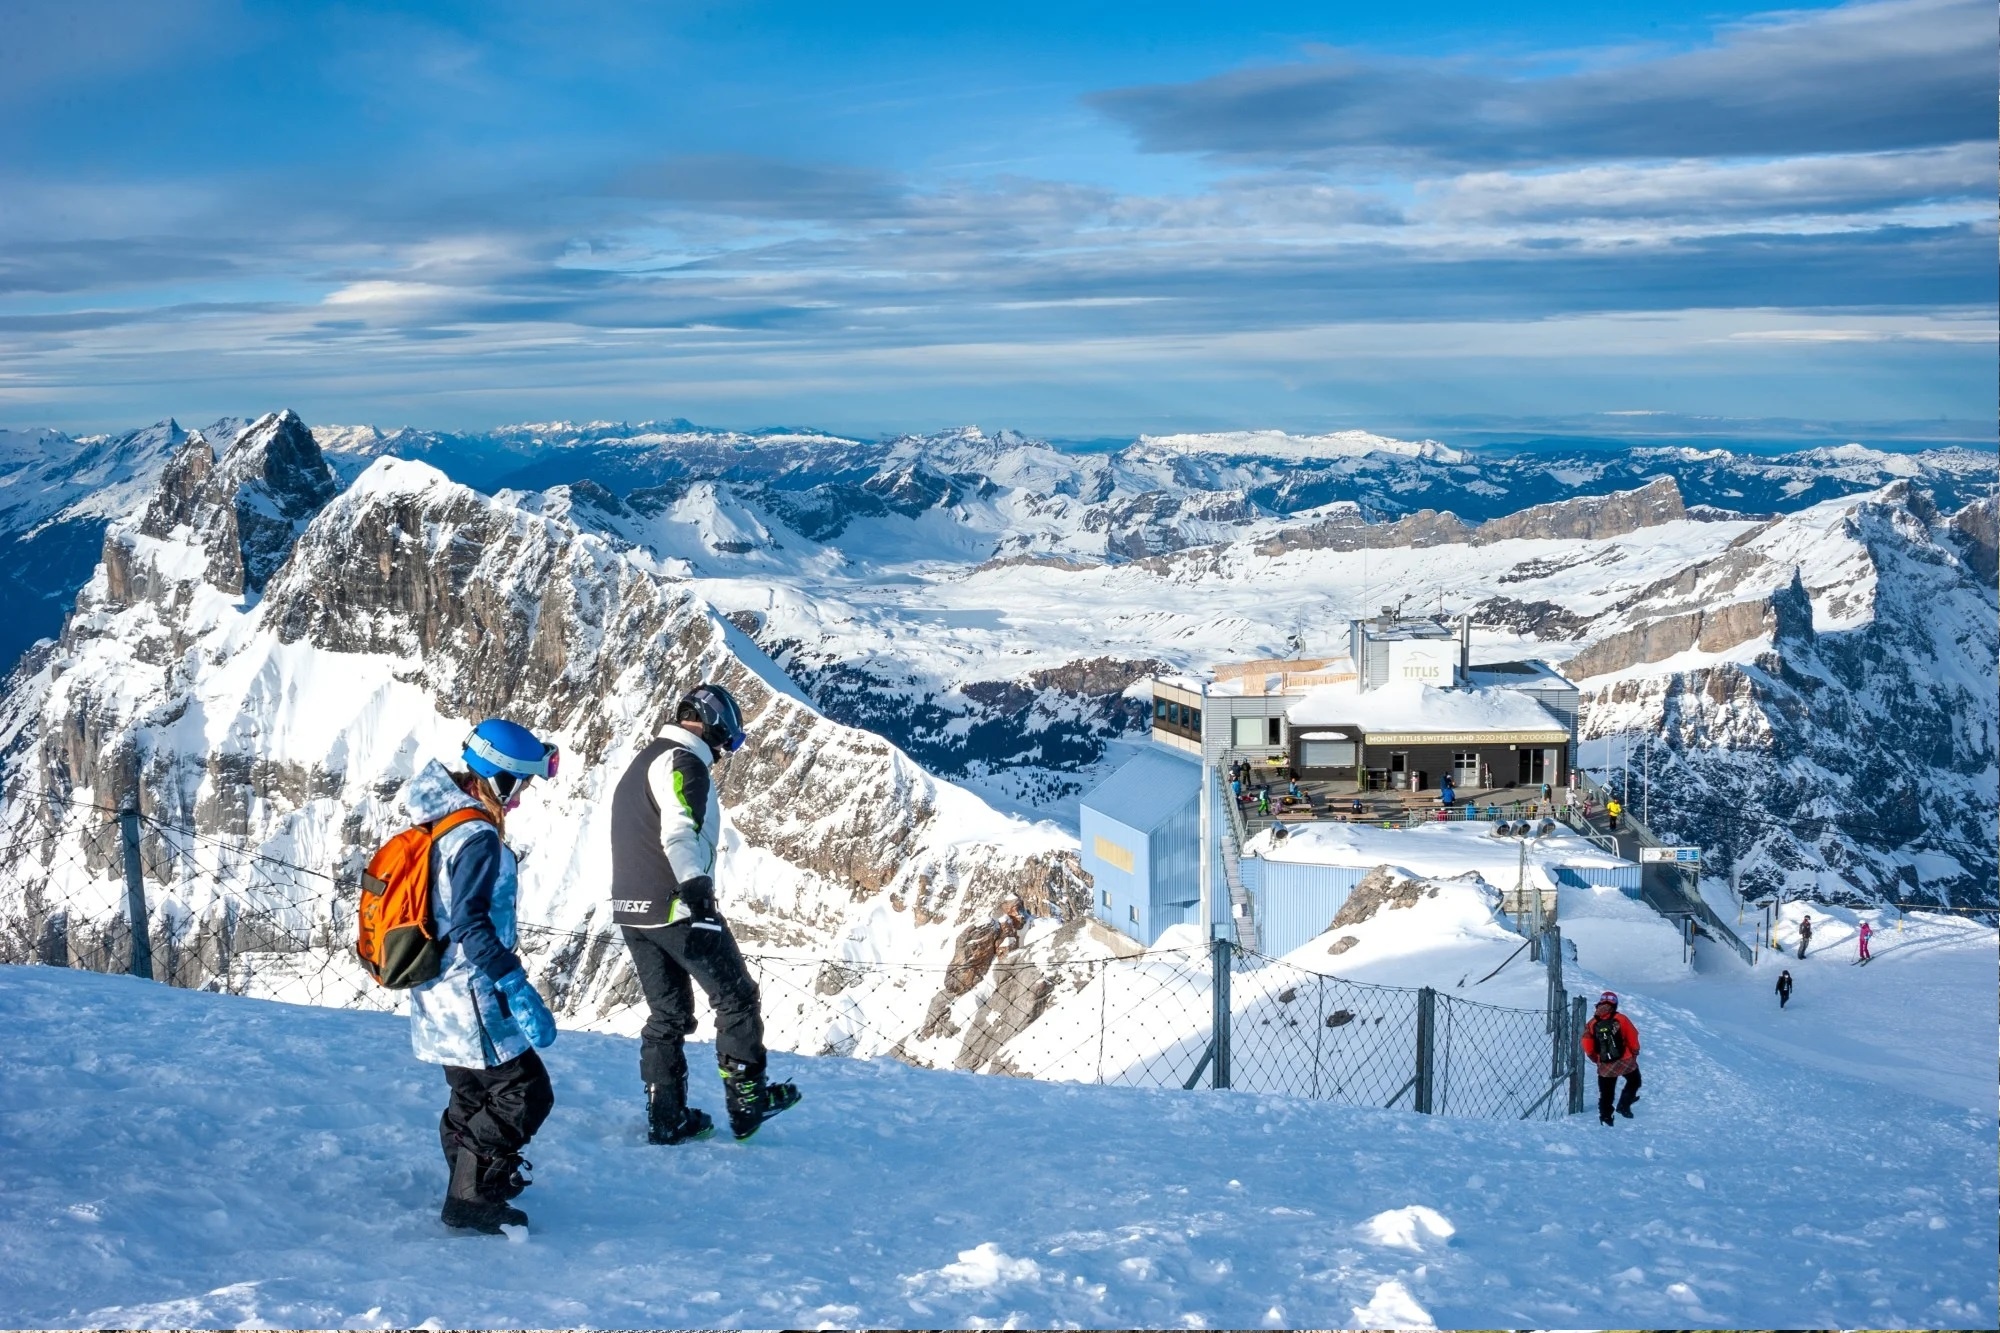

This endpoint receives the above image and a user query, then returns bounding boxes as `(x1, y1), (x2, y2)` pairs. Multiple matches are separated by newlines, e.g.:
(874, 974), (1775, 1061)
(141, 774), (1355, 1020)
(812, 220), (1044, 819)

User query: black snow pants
(1596, 1066), (1642, 1121)
(440, 1049), (554, 1168)
(622, 921), (767, 1099)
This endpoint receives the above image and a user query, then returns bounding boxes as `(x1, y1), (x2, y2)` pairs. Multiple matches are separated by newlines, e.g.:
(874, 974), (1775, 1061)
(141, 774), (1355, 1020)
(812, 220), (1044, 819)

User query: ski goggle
(464, 733), (561, 782)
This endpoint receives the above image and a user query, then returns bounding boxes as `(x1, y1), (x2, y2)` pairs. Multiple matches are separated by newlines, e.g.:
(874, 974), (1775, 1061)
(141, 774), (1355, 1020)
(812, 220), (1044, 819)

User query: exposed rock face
(1472, 476), (1684, 544)
(118, 412), (339, 599)
(1950, 495), (1998, 583)
(1468, 597), (1591, 641)
(1564, 594), (1781, 679)
(1, 447), (1101, 1048)
(1329, 866), (1437, 929)
(1250, 508), (1474, 559)
(1576, 492), (1997, 905)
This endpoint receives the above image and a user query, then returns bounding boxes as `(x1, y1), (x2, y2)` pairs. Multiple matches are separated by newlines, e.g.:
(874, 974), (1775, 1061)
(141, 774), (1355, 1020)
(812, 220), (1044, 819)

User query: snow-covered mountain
(0, 415), (1122, 1049)
(3, 410), (1994, 912)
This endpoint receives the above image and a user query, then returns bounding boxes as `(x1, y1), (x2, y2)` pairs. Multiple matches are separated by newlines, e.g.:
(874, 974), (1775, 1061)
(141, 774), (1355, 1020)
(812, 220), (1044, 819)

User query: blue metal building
(1079, 747), (1202, 945)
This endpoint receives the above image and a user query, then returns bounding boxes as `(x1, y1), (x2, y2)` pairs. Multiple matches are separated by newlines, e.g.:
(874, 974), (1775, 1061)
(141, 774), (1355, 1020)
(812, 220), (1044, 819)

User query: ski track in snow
(0, 925), (1993, 1331)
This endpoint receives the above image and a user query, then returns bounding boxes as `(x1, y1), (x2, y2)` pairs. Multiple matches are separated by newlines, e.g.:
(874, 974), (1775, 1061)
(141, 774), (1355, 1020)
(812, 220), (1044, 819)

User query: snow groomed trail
(0, 937), (1993, 1330)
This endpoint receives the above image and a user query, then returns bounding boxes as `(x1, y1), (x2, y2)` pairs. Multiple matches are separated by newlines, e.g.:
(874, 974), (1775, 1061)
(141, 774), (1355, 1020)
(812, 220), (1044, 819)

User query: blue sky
(1, 0), (1992, 439)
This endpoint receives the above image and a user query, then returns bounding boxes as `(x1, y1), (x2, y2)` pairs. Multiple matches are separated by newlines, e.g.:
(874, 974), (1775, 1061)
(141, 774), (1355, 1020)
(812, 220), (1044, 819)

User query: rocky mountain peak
(217, 410), (339, 530)
(1473, 475), (1685, 544)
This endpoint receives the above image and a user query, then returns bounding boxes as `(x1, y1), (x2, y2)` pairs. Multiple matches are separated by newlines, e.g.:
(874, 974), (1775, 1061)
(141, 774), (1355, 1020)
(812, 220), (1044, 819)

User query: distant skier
(1256, 785), (1271, 815)
(1775, 969), (1793, 1008)
(611, 683), (800, 1143)
(1439, 775), (1455, 808)
(405, 720), (561, 1234)
(1579, 990), (1642, 1126)
(1857, 920), (1872, 962)
(1797, 913), (1812, 959)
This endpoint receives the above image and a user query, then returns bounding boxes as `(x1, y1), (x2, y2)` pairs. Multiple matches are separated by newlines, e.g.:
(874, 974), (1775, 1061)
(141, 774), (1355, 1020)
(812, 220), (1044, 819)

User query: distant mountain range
(2, 412), (1994, 917)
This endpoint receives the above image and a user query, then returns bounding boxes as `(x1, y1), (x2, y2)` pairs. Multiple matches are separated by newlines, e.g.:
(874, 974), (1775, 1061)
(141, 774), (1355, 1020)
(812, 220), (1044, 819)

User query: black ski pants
(440, 1049), (554, 1168)
(1597, 1066), (1642, 1121)
(622, 921), (767, 1097)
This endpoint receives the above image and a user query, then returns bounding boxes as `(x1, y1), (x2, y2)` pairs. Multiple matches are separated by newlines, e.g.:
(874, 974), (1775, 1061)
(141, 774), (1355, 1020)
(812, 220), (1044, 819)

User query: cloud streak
(1092, 0), (1990, 166)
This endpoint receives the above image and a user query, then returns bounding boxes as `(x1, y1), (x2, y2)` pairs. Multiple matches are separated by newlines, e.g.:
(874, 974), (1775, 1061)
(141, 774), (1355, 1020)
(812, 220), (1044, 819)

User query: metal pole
(120, 807), (153, 981)
(1568, 984), (1584, 1112)
(1414, 987), (1436, 1113)
(1209, 934), (1232, 1089)
(1642, 732), (1650, 826)
(1199, 758), (1214, 938)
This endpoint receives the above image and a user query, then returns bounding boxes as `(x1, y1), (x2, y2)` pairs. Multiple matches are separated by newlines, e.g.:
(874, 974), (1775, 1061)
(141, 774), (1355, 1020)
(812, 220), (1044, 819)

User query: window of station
(1153, 696), (1201, 740)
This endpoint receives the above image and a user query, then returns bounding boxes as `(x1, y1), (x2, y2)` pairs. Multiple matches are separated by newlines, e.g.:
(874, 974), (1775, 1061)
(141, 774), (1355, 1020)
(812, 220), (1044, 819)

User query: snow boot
(720, 1059), (800, 1140)
(440, 1147), (529, 1234)
(647, 1083), (715, 1146)
(1599, 1111), (1615, 1126)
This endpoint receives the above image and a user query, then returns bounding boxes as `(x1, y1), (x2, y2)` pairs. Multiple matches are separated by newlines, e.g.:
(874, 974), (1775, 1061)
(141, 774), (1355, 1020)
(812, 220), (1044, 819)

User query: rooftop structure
(1090, 613), (1591, 950)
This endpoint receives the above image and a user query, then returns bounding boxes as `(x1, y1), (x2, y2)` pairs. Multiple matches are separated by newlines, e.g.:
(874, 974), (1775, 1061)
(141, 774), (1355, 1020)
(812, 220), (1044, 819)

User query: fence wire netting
(0, 799), (1581, 1121)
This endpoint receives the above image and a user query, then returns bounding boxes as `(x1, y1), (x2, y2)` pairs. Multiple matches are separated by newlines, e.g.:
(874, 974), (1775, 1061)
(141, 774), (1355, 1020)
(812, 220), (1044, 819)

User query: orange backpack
(357, 808), (494, 989)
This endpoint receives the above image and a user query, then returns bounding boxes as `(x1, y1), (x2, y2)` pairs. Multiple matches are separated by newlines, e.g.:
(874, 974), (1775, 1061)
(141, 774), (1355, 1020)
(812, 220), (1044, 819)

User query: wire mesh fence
(0, 799), (1585, 1120)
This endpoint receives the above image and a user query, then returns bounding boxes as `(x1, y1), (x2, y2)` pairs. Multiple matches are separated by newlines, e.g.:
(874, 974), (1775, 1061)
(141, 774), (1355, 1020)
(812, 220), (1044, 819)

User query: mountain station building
(1081, 611), (1594, 948)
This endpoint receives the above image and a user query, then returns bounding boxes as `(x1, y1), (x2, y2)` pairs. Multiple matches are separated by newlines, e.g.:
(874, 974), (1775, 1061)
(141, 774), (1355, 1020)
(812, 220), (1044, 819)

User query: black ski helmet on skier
(679, 683), (746, 753)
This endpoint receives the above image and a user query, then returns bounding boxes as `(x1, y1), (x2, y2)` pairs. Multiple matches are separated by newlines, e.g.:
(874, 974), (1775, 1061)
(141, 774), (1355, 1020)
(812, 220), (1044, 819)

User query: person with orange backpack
(1579, 989), (1641, 1126)
(387, 719), (561, 1234)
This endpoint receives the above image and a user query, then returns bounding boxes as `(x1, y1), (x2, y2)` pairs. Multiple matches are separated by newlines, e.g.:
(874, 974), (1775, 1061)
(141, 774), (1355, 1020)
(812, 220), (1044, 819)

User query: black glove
(675, 876), (719, 924)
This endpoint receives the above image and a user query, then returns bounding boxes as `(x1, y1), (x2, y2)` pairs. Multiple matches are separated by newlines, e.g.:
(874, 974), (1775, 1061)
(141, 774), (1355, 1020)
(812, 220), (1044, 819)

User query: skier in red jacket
(1580, 990), (1642, 1125)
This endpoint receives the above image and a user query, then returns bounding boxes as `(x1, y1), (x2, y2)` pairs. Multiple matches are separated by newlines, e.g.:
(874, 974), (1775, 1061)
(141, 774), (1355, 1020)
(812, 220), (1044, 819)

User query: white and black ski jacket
(609, 729), (723, 928)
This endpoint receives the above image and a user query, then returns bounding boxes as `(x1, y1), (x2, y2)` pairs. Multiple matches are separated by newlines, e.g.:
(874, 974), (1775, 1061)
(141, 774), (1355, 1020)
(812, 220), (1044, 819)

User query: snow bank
(2, 960), (1992, 1329)
(1251, 819), (1632, 879)
(1286, 680), (1566, 732)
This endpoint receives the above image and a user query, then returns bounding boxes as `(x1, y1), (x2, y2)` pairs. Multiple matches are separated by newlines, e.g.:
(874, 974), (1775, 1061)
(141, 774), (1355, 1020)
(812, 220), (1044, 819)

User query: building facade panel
(1080, 806), (1151, 940)
(1250, 860), (1368, 957)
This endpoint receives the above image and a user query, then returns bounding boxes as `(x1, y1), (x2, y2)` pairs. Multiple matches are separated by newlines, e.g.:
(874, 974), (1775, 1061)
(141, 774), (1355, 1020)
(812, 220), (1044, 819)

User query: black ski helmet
(679, 682), (747, 752)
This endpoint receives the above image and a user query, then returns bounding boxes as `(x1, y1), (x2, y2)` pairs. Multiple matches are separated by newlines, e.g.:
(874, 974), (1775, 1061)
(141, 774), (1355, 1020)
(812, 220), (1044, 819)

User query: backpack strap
(431, 807), (496, 837)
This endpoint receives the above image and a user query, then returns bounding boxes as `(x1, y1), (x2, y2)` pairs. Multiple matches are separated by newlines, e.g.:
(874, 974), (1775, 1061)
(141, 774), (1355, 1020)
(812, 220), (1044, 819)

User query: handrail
(1574, 763), (1755, 965)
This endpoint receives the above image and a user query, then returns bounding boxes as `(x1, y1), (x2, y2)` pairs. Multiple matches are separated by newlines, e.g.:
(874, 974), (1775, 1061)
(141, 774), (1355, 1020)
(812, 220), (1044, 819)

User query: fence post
(1413, 986), (1436, 1113)
(1566, 994), (1586, 1114)
(120, 806), (153, 981)
(1209, 933), (1232, 1089)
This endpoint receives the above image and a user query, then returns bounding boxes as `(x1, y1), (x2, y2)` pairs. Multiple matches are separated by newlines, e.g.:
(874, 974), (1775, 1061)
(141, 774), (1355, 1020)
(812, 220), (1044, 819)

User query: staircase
(1213, 772), (1261, 954)
(1570, 771), (1755, 965)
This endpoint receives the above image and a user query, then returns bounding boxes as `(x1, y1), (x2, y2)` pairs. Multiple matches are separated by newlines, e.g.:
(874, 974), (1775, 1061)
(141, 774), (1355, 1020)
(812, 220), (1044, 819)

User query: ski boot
(440, 1147), (530, 1234)
(720, 1058), (800, 1140)
(647, 1082), (716, 1145)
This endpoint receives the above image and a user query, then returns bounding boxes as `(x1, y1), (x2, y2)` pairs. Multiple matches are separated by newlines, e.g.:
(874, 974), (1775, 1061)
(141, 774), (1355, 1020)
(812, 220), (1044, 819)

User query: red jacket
(1580, 1010), (1640, 1066)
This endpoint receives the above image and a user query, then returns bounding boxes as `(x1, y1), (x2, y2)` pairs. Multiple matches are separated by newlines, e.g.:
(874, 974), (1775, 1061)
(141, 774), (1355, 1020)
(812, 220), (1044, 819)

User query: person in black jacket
(610, 683), (800, 1144)
(1775, 969), (1793, 1008)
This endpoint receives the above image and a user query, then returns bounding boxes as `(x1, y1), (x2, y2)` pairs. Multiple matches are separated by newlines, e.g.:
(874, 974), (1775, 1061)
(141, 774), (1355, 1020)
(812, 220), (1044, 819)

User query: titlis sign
(1639, 847), (1703, 865)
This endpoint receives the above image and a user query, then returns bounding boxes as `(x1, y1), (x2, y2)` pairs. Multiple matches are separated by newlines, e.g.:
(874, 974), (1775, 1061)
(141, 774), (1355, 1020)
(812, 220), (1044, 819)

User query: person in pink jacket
(1857, 919), (1873, 962)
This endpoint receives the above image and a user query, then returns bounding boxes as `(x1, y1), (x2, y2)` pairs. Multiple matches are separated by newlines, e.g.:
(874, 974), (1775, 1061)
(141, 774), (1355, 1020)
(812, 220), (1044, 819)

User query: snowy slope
(1, 910), (1992, 1330)
(0, 427), (1094, 1047)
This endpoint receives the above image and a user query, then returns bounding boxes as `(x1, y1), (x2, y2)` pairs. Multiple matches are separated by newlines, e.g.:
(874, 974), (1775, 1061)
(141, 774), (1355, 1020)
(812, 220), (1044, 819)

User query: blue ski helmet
(678, 683), (746, 752)
(463, 718), (560, 788)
